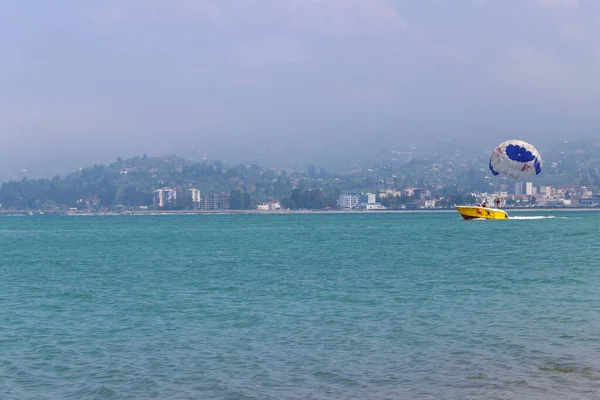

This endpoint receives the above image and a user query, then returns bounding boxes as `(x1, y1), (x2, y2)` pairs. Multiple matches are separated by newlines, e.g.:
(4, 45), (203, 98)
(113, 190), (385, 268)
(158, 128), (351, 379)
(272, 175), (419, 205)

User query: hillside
(1, 140), (599, 211)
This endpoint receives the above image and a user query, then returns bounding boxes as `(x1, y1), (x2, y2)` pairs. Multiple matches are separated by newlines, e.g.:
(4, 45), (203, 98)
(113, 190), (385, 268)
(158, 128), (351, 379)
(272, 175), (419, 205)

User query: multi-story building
(413, 188), (429, 200)
(154, 188), (177, 208)
(525, 182), (533, 195)
(379, 189), (402, 198)
(339, 194), (360, 209)
(514, 182), (523, 194)
(538, 186), (551, 197)
(579, 195), (600, 207)
(359, 193), (376, 204)
(357, 193), (386, 210)
(200, 193), (231, 210)
(187, 189), (201, 208)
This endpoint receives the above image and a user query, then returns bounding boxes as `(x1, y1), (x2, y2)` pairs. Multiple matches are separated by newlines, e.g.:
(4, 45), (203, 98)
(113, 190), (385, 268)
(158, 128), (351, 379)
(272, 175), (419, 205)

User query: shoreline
(1, 207), (599, 217)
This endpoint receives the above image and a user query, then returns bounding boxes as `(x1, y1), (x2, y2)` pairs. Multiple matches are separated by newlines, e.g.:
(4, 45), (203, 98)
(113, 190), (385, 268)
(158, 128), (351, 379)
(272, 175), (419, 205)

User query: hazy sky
(1, 0), (600, 173)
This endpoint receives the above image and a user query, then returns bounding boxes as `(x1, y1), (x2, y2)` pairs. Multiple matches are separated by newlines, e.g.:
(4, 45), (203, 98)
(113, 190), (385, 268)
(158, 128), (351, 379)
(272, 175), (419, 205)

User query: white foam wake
(509, 215), (559, 220)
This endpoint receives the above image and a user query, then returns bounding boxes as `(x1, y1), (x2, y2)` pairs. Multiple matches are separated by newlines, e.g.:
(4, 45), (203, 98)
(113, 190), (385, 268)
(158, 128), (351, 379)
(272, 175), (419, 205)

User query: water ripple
(1, 212), (599, 399)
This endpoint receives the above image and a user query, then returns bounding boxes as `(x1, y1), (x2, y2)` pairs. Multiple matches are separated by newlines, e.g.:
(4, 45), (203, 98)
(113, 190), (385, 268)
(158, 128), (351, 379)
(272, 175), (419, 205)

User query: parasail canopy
(489, 140), (542, 179)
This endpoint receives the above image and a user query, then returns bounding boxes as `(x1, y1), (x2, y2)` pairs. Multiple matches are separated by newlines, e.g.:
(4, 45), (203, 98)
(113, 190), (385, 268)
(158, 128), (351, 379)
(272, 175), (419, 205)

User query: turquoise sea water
(1, 211), (599, 399)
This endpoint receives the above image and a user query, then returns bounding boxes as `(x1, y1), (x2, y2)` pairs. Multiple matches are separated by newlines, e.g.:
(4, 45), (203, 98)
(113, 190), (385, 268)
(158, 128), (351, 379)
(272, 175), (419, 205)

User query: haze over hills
(2, 137), (599, 184)
(0, 138), (536, 182)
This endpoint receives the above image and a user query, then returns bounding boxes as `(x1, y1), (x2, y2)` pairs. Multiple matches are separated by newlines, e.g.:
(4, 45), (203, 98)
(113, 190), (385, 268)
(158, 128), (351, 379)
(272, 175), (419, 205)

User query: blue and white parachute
(489, 140), (542, 179)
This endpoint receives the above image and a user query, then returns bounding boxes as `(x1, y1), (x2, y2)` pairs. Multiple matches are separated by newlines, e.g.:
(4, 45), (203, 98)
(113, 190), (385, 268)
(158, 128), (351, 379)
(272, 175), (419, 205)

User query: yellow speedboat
(455, 206), (509, 220)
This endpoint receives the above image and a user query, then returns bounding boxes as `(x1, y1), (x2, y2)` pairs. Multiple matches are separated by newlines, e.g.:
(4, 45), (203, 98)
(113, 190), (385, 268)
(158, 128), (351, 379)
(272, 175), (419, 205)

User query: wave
(460, 216), (563, 221)
(509, 215), (564, 220)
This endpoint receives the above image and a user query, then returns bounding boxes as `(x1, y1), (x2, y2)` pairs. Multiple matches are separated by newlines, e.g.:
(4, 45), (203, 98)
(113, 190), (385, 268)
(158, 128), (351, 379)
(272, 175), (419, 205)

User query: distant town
(149, 181), (598, 213)
(0, 139), (599, 213)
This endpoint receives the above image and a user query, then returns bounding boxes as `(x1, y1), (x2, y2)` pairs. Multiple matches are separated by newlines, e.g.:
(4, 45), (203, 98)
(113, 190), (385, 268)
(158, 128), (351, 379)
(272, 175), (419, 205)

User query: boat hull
(455, 206), (509, 220)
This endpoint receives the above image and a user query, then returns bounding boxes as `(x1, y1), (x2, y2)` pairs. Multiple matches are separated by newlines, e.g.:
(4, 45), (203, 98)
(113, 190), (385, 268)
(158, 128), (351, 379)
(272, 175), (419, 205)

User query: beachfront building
(187, 189), (201, 209)
(413, 188), (430, 200)
(357, 202), (387, 210)
(579, 195), (600, 207)
(538, 186), (551, 197)
(154, 188), (177, 208)
(200, 193), (231, 210)
(423, 200), (436, 209)
(339, 194), (360, 209)
(356, 193), (387, 210)
(359, 193), (376, 204)
(379, 189), (402, 198)
(525, 182), (534, 195)
(188, 189), (201, 203)
(547, 199), (572, 207)
(402, 188), (414, 197)
(257, 200), (281, 211)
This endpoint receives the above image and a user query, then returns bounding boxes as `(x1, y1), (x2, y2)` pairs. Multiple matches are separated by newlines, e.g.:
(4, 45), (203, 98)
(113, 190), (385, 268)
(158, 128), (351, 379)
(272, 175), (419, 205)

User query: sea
(1, 211), (599, 399)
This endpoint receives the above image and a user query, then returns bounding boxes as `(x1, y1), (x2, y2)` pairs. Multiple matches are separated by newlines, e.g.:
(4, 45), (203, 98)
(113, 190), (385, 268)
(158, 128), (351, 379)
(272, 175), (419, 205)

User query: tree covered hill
(1, 139), (599, 211)
(0, 155), (289, 210)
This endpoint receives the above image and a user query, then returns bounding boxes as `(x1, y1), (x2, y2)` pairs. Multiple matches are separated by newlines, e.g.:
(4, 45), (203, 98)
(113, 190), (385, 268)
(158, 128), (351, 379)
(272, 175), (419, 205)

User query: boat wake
(509, 215), (563, 220)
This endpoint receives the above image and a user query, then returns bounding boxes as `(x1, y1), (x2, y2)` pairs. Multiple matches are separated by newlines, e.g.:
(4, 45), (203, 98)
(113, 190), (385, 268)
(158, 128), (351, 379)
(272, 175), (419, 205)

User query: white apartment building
(154, 188), (177, 207)
(188, 189), (201, 203)
(359, 193), (376, 204)
(525, 182), (533, 195)
(339, 194), (360, 209)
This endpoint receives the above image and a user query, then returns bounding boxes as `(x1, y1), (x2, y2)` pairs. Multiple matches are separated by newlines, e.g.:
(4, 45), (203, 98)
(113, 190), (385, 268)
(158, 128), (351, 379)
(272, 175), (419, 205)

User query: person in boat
(495, 197), (501, 208)
(481, 202), (487, 208)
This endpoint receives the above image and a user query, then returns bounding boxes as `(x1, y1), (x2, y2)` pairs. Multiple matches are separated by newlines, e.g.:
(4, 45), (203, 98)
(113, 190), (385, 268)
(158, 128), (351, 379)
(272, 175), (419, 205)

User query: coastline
(1, 207), (599, 217)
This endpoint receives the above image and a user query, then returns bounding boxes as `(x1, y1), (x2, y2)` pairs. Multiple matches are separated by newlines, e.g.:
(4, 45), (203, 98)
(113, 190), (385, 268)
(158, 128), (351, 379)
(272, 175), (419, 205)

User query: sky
(1, 0), (600, 176)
